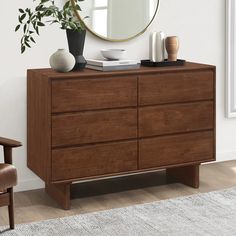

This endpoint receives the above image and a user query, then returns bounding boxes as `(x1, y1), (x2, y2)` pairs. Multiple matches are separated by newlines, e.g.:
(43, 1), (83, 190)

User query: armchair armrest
(0, 137), (22, 148)
(0, 137), (22, 164)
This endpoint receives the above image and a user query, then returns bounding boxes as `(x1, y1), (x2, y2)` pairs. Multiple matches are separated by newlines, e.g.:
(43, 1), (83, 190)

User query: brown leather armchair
(0, 137), (21, 229)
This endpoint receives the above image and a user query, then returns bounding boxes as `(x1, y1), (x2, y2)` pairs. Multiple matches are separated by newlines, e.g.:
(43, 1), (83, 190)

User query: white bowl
(101, 49), (126, 60)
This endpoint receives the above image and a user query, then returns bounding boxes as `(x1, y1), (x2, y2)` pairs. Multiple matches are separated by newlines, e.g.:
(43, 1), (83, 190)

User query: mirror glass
(74, 0), (159, 41)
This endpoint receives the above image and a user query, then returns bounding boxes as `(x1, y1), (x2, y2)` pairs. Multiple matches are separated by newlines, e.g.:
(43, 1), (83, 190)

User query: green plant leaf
(21, 45), (26, 54)
(50, 19), (58, 25)
(37, 22), (45, 26)
(18, 15), (22, 24)
(36, 5), (44, 11)
(23, 24), (27, 33)
(20, 13), (26, 21)
(45, 10), (52, 17)
(30, 37), (36, 43)
(69, 22), (76, 29)
(25, 41), (31, 48)
(36, 27), (39, 35)
(37, 12), (42, 21)
(32, 21), (37, 30)
(75, 4), (81, 11)
(16, 0), (84, 53)
(15, 25), (20, 32)
(63, 1), (70, 10)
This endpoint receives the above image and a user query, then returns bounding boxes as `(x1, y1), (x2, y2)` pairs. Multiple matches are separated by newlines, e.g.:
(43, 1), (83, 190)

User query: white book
(87, 59), (140, 67)
(86, 64), (140, 71)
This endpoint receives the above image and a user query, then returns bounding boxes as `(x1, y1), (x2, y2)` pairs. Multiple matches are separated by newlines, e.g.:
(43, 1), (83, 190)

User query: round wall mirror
(72, 0), (160, 42)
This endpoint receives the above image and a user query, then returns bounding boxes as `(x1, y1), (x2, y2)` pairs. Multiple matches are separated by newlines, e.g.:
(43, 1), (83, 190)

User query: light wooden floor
(0, 160), (236, 227)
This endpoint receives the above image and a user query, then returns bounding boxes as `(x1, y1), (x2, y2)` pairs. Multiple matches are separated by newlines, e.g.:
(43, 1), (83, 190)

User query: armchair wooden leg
(8, 188), (15, 229)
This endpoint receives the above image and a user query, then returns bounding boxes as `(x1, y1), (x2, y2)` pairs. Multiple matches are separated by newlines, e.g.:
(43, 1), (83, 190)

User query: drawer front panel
(139, 70), (214, 106)
(52, 141), (138, 181)
(139, 131), (214, 169)
(52, 109), (137, 147)
(52, 76), (137, 113)
(139, 101), (214, 137)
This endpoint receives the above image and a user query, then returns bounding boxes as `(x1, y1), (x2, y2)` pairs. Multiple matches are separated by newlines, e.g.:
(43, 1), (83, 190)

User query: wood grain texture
(213, 67), (217, 167)
(27, 62), (216, 209)
(8, 188), (15, 229)
(27, 70), (51, 182)
(3, 147), (13, 165)
(52, 141), (138, 181)
(30, 62), (215, 80)
(52, 109), (137, 147)
(139, 131), (214, 169)
(0, 137), (21, 148)
(166, 165), (200, 188)
(52, 77), (137, 113)
(139, 101), (214, 137)
(45, 183), (71, 210)
(139, 70), (214, 106)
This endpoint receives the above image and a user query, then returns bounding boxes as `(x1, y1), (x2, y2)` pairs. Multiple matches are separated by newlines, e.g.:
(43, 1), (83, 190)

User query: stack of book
(86, 59), (140, 71)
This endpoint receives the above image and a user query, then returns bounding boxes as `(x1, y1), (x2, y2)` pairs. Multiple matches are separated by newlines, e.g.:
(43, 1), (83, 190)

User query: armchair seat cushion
(0, 164), (17, 190)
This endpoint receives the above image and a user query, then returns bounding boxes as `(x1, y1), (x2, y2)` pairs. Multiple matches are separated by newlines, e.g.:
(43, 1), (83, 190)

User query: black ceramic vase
(66, 29), (87, 71)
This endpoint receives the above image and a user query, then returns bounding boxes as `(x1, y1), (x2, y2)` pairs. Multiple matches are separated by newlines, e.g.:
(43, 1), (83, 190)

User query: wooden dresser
(27, 62), (216, 209)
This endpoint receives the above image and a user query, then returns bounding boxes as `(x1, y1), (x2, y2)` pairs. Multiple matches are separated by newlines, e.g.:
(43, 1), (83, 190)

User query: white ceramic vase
(49, 49), (75, 72)
(149, 31), (165, 62)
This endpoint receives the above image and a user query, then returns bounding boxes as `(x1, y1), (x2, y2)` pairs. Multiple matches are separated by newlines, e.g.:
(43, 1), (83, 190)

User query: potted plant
(16, 0), (87, 70)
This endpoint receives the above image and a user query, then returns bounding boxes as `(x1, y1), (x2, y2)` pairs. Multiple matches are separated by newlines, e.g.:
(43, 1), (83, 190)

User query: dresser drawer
(139, 101), (213, 137)
(52, 109), (137, 147)
(52, 76), (137, 113)
(52, 141), (137, 181)
(139, 70), (214, 106)
(139, 131), (214, 169)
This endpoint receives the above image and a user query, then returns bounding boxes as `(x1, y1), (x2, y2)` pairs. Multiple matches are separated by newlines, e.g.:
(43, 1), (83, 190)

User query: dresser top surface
(28, 61), (215, 79)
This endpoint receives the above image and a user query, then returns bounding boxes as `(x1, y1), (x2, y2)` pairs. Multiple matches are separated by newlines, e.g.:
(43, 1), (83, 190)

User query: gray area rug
(1, 187), (236, 236)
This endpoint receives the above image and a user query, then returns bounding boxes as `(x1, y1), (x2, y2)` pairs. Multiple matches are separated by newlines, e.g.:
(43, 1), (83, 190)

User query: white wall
(0, 0), (234, 192)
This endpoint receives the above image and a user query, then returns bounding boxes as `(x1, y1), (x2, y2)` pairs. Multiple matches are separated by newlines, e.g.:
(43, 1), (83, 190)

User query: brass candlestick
(165, 36), (179, 61)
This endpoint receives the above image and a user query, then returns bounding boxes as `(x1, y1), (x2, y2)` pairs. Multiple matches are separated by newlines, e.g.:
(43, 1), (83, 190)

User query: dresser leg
(45, 182), (71, 210)
(166, 164), (200, 188)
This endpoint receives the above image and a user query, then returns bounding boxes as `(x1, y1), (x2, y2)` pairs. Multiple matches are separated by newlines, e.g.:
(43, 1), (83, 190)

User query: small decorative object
(101, 49), (126, 60)
(149, 31), (165, 62)
(165, 36), (179, 61)
(67, 30), (87, 70)
(150, 32), (157, 62)
(15, 0), (87, 70)
(86, 59), (140, 71)
(49, 49), (75, 73)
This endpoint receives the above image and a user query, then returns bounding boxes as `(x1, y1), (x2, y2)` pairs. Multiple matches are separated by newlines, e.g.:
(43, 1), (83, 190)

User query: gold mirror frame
(71, 0), (160, 42)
